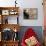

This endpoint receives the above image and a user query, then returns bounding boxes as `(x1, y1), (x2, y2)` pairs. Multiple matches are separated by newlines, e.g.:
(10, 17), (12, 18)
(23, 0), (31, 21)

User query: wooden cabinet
(0, 7), (20, 46)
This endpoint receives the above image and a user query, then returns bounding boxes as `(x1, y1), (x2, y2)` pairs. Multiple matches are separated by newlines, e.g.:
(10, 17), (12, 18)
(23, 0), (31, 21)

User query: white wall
(0, 0), (44, 26)
(18, 0), (44, 26)
(0, 0), (15, 7)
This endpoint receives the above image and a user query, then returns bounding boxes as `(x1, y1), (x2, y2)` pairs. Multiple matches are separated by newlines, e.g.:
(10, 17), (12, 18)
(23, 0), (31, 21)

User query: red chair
(21, 28), (41, 46)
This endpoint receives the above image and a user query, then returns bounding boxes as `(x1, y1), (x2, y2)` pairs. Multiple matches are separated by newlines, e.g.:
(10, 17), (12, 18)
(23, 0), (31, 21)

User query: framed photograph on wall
(23, 8), (38, 19)
(2, 10), (9, 15)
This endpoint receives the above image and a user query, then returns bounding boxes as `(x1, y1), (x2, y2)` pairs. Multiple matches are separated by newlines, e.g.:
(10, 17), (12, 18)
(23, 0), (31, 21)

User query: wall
(18, 0), (44, 26)
(0, 0), (44, 26)
(0, 0), (15, 7)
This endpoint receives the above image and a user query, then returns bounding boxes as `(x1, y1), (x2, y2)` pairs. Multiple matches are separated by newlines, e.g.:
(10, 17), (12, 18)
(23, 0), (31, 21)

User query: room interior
(0, 0), (45, 46)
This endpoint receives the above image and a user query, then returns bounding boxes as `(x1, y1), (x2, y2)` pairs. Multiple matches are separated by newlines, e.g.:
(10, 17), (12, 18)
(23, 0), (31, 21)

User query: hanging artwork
(23, 8), (38, 19)
(2, 10), (9, 15)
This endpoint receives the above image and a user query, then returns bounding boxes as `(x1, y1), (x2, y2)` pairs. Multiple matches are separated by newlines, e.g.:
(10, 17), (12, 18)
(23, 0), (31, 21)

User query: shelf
(1, 15), (18, 24)
(0, 7), (20, 46)
(2, 40), (19, 43)
(2, 41), (19, 46)
(0, 7), (19, 24)
(0, 7), (19, 16)
(0, 24), (20, 31)
(0, 40), (19, 46)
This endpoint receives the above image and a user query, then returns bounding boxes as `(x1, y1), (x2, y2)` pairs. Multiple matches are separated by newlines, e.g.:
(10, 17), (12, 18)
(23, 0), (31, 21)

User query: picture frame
(23, 8), (38, 19)
(9, 10), (18, 15)
(2, 10), (9, 15)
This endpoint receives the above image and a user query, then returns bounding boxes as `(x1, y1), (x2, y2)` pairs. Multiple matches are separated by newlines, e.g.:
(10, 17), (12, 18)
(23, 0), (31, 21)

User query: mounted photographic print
(2, 10), (9, 15)
(23, 8), (38, 19)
